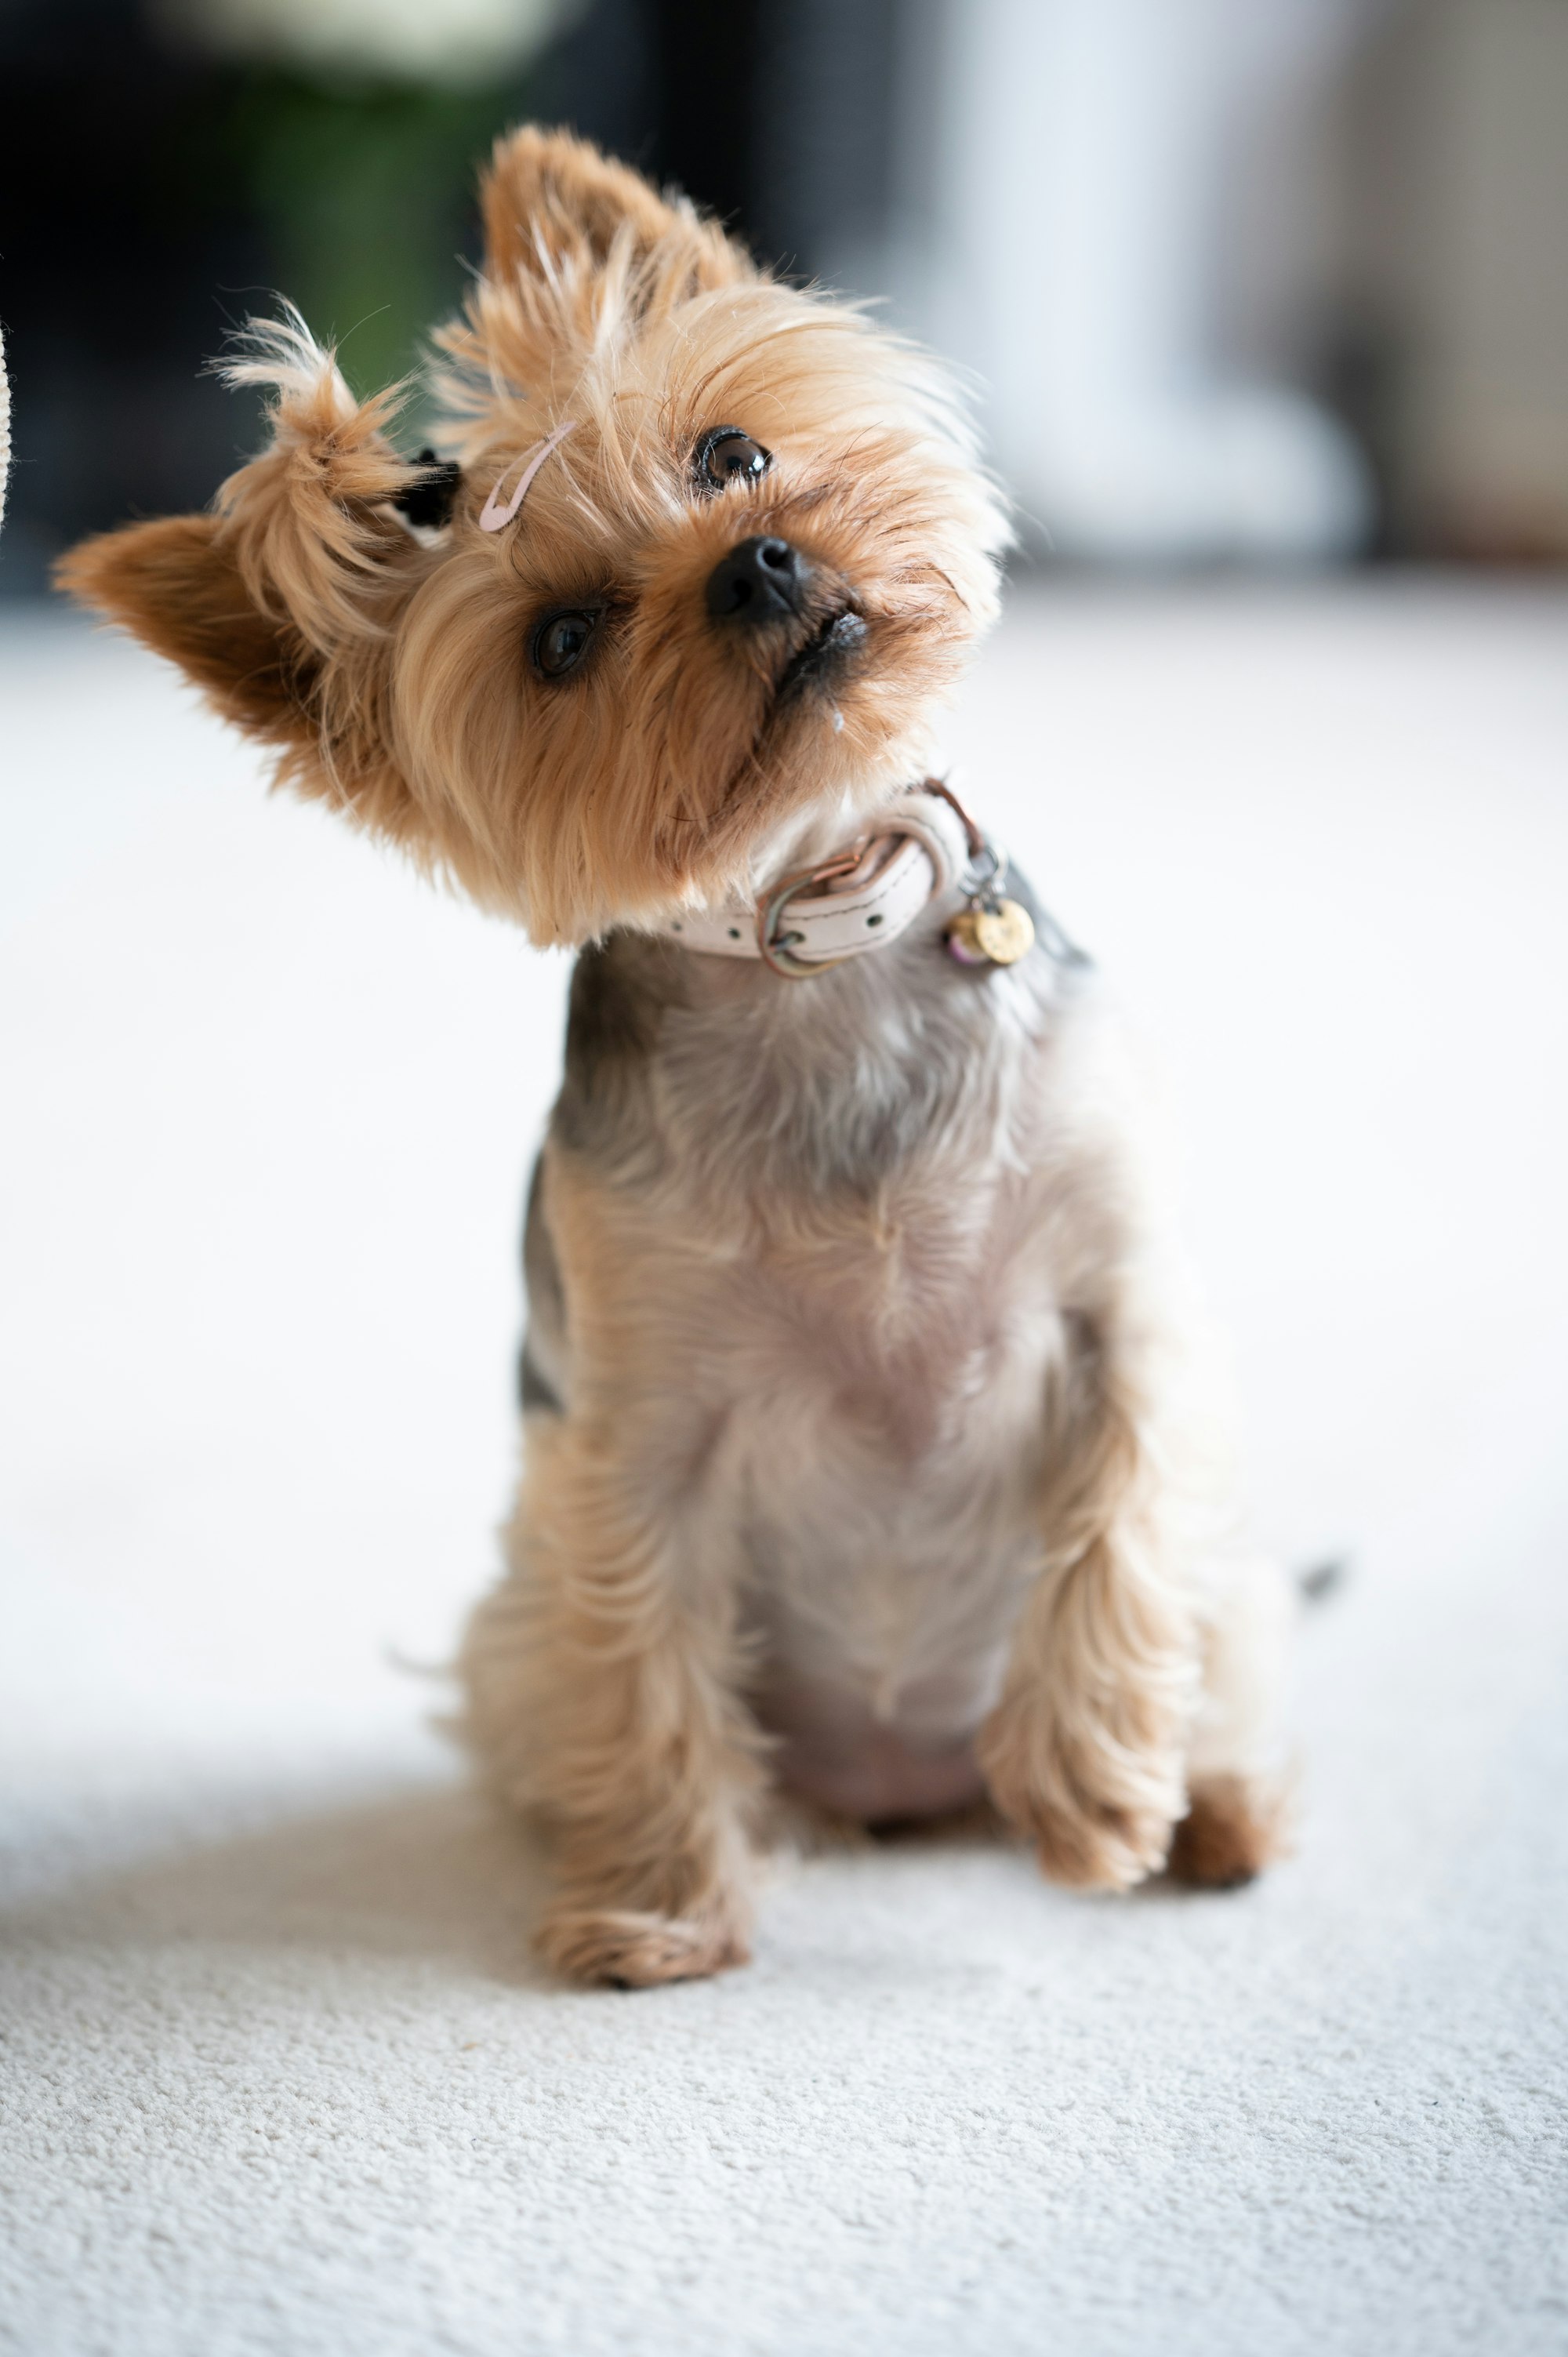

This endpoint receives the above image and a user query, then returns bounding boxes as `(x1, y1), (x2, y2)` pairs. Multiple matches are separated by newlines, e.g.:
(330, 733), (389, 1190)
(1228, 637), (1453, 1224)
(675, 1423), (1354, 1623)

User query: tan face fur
(60, 127), (1008, 946)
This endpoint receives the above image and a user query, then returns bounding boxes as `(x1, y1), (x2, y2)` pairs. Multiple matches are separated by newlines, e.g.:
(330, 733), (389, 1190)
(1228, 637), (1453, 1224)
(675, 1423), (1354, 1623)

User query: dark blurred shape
(390, 451), (463, 532)
(0, 0), (271, 594)
(0, 0), (907, 596)
(653, 0), (902, 280)
(2, 0), (1564, 594)
(646, 0), (759, 236)
(1298, 1556), (1351, 1605)
(0, 0), (588, 594)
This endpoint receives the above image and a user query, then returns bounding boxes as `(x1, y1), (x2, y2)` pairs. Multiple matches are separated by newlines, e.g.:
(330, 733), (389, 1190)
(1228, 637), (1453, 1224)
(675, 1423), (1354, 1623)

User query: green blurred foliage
(225, 70), (539, 405)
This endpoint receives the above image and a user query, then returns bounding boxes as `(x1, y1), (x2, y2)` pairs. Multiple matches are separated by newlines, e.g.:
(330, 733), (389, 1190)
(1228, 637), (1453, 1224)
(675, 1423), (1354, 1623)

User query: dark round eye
(531, 608), (600, 680)
(695, 426), (772, 493)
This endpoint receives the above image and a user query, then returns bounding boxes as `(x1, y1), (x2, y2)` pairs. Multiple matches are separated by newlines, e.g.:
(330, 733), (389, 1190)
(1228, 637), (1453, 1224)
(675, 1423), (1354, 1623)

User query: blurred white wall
(107, 0), (1568, 567)
(825, 0), (1568, 565)
(884, 0), (1374, 564)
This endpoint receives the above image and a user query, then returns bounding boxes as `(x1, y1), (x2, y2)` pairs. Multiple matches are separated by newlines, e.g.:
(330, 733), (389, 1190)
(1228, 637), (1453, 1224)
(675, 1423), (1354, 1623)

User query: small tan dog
(64, 126), (1289, 1986)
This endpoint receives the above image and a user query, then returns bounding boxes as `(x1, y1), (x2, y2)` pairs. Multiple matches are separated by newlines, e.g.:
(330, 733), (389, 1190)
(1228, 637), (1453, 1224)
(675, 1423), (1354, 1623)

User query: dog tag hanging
(945, 856), (1036, 968)
(949, 895), (1036, 966)
(920, 777), (1037, 968)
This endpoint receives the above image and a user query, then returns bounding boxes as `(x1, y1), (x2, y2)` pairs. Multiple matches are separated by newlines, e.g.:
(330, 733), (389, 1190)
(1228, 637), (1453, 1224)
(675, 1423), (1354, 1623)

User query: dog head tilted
(60, 127), (1008, 944)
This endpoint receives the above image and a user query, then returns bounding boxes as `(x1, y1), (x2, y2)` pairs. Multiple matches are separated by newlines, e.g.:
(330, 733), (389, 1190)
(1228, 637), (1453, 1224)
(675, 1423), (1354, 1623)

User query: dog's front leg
(462, 1411), (762, 1988)
(978, 1314), (1198, 1891)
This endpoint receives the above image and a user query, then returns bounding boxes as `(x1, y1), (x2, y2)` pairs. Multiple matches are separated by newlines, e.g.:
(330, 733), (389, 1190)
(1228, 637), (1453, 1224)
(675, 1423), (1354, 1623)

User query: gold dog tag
(948, 897), (1035, 966)
(972, 899), (1035, 964)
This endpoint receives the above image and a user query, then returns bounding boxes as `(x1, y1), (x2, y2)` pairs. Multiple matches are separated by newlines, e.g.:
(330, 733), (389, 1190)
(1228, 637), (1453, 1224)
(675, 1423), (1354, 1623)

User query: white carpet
(2, 581), (1566, 2355)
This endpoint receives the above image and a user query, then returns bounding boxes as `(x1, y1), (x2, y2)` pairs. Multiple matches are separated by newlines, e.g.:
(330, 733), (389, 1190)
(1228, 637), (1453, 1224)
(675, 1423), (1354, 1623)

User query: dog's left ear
(59, 313), (442, 844)
(481, 124), (754, 300)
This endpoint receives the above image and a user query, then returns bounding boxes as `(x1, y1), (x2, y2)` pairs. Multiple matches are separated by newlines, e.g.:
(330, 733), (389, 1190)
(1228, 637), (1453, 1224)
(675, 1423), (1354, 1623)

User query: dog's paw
(1166, 1774), (1290, 1891)
(982, 1734), (1183, 1892)
(1025, 1796), (1177, 1893)
(536, 1904), (751, 1988)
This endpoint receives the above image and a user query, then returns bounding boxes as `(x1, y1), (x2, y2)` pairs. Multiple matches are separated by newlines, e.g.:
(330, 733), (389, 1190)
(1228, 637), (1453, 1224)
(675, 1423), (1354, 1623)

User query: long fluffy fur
(60, 125), (1289, 1988)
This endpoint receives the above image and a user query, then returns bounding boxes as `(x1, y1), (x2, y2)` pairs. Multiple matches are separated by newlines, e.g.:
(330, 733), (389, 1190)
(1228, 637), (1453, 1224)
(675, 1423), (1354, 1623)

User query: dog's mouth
(774, 606), (869, 703)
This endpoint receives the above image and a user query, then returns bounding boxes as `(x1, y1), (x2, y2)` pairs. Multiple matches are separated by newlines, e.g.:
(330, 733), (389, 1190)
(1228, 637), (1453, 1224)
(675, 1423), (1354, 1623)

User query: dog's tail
(1297, 1556), (1350, 1604)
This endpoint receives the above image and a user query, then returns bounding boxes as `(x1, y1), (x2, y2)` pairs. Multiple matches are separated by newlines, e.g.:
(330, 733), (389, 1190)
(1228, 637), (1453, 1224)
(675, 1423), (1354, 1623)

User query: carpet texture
(2, 583), (1566, 2355)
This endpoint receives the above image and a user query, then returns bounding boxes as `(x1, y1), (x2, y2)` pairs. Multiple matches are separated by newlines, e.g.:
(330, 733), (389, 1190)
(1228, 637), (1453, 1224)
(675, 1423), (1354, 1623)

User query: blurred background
(3, 14), (1568, 2342)
(2, 0), (1568, 586)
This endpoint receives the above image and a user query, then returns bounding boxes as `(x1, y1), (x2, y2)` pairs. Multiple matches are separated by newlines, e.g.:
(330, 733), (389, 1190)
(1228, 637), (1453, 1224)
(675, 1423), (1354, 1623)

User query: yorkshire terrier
(62, 126), (1290, 1985)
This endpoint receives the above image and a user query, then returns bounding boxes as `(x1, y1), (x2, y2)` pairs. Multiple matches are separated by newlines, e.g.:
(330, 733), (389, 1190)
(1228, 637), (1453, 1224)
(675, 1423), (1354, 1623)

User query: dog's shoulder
(551, 932), (686, 1168)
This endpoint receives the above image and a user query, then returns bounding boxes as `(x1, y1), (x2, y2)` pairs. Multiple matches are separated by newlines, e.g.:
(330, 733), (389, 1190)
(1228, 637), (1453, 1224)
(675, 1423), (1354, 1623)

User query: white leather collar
(663, 786), (971, 979)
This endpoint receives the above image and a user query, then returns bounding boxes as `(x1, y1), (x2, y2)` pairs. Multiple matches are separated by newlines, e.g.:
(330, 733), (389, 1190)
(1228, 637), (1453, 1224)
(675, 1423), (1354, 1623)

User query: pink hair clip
(477, 419), (578, 532)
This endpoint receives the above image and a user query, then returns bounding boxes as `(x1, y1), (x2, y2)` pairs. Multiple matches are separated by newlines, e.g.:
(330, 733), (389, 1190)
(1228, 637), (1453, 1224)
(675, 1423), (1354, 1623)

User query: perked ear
(481, 125), (753, 297)
(57, 511), (318, 750)
(58, 311), (434, 830)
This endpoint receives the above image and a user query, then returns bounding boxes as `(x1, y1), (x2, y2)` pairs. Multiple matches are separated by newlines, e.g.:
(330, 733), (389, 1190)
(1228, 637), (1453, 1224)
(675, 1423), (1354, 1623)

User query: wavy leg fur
(462, 1418), (764, 1988)
(463, 1326), (1287, 1981)
(977, 1324), (1197, 1890)
(460, 1250), (1290, 1984)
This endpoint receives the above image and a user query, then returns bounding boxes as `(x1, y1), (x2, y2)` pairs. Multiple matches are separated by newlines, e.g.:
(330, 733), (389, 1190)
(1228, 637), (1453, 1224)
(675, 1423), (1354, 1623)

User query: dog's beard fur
(59, 126), (1009, 945)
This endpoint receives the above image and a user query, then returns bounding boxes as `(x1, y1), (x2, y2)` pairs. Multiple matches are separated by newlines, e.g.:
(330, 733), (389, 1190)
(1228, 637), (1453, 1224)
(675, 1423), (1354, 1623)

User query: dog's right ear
(57, 311), (438, 842)
(57, 511), (319, 751)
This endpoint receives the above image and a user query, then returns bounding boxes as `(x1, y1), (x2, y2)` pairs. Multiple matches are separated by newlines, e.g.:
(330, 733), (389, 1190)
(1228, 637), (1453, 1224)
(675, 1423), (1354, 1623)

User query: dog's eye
(695, 427), (772, 494)
(532, 608), (600, 680)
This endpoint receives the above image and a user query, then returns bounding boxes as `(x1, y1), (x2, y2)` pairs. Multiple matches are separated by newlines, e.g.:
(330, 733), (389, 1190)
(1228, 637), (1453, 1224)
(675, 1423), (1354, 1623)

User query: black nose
(706, 535), (806, 625)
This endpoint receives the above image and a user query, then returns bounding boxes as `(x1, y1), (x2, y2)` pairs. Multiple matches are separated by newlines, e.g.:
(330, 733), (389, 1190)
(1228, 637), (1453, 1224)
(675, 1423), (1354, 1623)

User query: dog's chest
(712, 1169), (1060, 1757)
(553, 926), (1094, 1800)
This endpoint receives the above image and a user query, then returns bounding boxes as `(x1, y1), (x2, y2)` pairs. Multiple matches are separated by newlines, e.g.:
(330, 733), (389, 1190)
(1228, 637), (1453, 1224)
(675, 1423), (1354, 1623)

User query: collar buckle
(757, 844), (869, 979)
